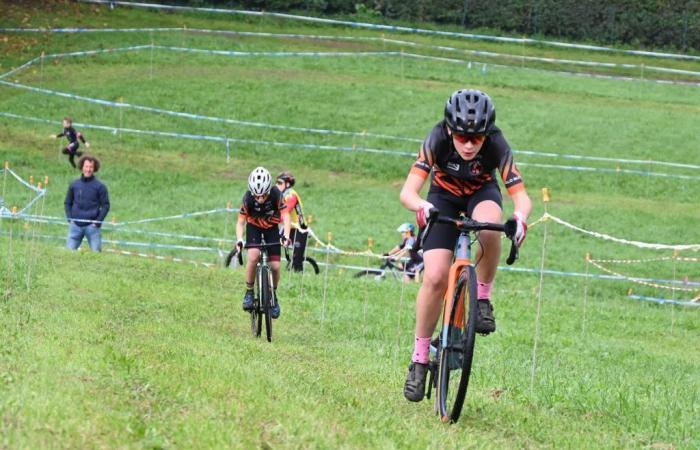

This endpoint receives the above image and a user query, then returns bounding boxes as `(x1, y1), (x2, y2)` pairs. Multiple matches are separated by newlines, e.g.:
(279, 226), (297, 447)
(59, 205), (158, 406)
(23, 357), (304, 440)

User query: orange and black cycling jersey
(410, 120), (525, 197)
(239, 186), (286, 229)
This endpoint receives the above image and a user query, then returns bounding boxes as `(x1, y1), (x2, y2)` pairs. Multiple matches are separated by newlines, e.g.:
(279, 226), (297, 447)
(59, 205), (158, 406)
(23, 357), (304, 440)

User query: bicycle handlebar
(225, 240), (285, 268)
(421, 209), (519, 265)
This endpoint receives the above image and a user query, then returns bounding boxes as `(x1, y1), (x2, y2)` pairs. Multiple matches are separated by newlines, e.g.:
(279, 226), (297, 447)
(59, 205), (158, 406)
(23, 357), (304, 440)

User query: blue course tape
(0, 73), (420, 142)
(2, 111), (698, 181)
(498, 265), (700, 287)
(75, 0), (700, 62)
(627, 294), (700, 308)
(3, 27), (698, 79)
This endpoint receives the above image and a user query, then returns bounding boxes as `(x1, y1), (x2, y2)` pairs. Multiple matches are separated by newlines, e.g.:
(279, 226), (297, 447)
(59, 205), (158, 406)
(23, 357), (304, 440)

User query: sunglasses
(452, 133), (486, 145)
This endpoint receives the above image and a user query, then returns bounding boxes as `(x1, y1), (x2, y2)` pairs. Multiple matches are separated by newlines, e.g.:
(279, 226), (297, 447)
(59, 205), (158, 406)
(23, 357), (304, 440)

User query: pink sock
(477, 281), (493, 300)
(412, 336), (431, 364)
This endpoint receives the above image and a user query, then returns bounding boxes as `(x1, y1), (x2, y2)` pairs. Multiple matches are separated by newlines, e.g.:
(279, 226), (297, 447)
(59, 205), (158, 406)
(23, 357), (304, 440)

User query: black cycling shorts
(246, 223), (281, 261)
(422, 182), (502, 252)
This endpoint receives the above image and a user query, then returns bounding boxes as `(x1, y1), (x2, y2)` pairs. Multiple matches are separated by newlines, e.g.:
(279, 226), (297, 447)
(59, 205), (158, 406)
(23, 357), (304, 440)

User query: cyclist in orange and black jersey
(239, 188), (286, 230)
(412, 123), (523, 199)
(276, 171), (309, 272)
(237, 167), (291, 319)
(401, 89), (532, 403)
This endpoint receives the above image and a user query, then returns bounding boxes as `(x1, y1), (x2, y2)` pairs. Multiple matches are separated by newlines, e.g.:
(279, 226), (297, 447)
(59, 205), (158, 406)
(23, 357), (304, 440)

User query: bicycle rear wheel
(353, 269), (384, 279)
(250, 305), (262, 337)
(437, 265), (478, 423)
(261, 265), (274, 342)
(303, 257), (320, 274)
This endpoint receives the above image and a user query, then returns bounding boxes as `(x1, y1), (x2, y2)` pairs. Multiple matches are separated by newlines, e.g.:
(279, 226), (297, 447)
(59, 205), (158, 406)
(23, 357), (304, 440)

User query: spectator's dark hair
(78, 155), (101, 172)
(63, 116), (73, 124)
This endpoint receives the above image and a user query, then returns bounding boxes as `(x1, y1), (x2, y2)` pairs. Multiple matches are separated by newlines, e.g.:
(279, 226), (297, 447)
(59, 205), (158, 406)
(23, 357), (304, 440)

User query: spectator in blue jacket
(64, 155), (110, 252)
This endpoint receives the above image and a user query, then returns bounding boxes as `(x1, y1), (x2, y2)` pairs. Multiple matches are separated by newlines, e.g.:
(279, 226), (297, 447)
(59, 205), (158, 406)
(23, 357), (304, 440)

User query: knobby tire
(437, 265), (478, 423)
(261, 265), (273, 342)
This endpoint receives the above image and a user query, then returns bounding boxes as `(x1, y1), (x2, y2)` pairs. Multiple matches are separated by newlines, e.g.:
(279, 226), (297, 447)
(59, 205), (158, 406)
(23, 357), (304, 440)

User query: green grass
(1, 3), (699, 449)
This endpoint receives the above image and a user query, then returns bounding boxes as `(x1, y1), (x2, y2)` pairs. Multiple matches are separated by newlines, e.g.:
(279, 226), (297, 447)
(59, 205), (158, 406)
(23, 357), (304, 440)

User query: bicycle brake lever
(506, 239), (519, 265)
(419, 208), (440, 243)
(504, 219), (519, 265)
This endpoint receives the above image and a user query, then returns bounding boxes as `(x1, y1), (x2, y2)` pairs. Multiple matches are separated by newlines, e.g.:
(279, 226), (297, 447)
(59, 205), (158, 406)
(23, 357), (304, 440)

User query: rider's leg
(472, 200), (503, 286)
(404, 249), (451, 402)
(242, 248), (260, 311)
(270, 260), (281, 287)
(471, 200), (502, 333)
(413, 249), (452, 358)
(269, 257), (282, 318)
(246, 248), (261, 286)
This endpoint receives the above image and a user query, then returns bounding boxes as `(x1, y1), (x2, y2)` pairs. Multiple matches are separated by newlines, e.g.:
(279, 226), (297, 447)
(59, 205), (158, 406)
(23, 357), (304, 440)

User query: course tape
(545, 213), (700, 251)
(0, 73), (420, 143)
(0, 228), (223, 253)
(589, 259), (697, 292)
(2, 111), (698, 180)
(0, 45), (153, 80)
(4, 28), (699, 79)
(105, 248), (216, 267)
(516, 162), (700, 181)
(3, 207), (236, 228)
(628, 294), (700, 307)
(0, 167), (47, 215)
(76, 0), (700, 62)
(590, 256), (700, 264)
(3, 223), (696, 289)
(8, 212), (238, 245)
(1, 167), (46, 193)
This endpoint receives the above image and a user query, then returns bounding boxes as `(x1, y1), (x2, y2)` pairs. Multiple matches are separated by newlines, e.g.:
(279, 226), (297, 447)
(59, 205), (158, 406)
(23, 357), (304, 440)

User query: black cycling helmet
(277, 171), (296, 188)
(444, 89), (496, 134)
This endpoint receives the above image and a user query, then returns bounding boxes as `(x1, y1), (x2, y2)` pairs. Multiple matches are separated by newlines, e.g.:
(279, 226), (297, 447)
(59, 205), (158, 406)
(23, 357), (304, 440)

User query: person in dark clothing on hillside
(64, 155), (110, 252)
(51, 117), (90, 168)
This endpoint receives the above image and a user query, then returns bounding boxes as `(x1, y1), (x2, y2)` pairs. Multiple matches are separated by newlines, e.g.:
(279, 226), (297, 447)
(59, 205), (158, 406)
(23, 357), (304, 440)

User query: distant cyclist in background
(400, 89), (532, 402)
(384, 223), (424, 283)
(236, 167), (292, 319)
(276, 171), (309, 272)
(51, 116), (90, 168)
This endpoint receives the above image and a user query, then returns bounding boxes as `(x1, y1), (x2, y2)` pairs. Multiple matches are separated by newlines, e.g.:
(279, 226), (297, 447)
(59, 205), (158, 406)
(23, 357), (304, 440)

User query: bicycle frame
(445, 229), (474, 322)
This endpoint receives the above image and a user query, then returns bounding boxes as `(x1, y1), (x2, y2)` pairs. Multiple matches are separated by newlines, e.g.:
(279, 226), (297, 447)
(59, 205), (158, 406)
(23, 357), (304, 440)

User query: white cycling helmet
(248, 166), (272, 196)
(396, 222), (416, 234)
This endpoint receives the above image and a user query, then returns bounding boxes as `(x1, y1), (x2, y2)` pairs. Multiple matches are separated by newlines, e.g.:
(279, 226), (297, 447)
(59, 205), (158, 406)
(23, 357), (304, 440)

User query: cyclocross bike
(227, 239), (279, 342)
(422, 211), (519, 423)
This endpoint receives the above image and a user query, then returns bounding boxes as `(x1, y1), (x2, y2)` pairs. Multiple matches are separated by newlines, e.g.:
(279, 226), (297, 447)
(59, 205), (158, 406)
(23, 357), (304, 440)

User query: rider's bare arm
(510, 189), (532, 221)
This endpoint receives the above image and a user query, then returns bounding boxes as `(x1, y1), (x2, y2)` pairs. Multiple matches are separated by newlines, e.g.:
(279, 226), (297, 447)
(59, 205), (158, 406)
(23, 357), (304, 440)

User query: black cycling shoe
(475, 299), (496, 334)
(270, 296), (280, 319)
(242, 290), (254, 312)
(403, 362), (429, 402)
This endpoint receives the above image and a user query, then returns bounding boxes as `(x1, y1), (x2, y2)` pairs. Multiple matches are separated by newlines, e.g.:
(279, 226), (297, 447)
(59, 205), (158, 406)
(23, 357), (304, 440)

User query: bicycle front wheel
(437, 265), (478, 423)
(261, 265), (274, 342)
(251, 268), (263, 338)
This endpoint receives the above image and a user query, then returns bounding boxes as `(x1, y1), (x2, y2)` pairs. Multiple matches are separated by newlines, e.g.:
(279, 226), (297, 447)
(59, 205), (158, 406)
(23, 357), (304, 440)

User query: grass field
(1, 2), (699, 449)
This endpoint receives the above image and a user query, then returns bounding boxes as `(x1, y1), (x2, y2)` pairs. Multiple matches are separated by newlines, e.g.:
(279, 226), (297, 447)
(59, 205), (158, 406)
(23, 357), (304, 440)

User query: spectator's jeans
(66, 222), (102, 252)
